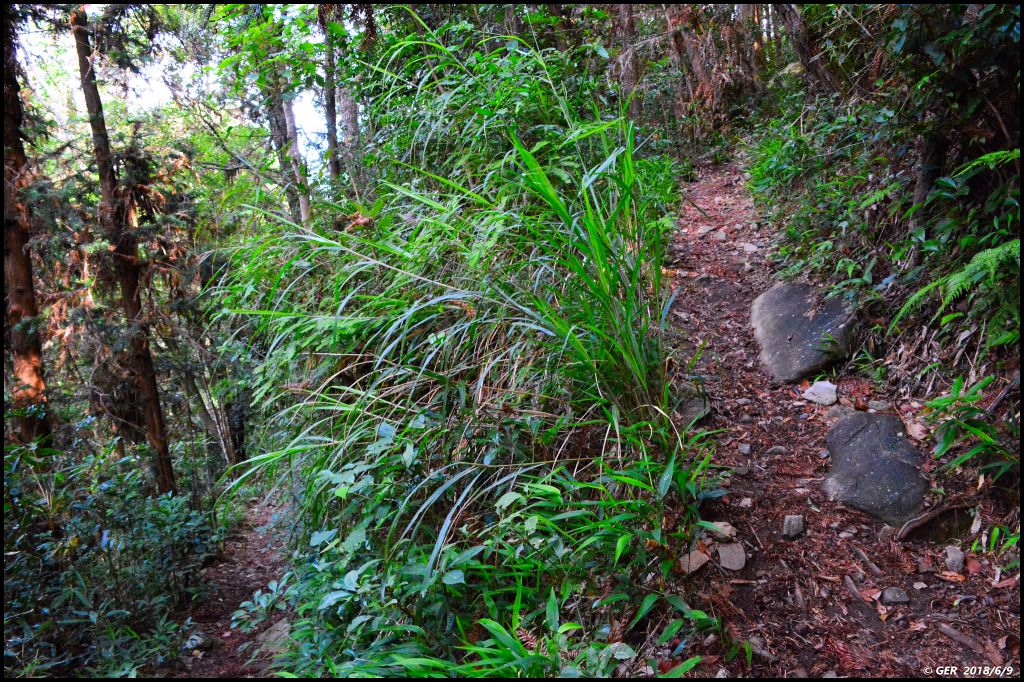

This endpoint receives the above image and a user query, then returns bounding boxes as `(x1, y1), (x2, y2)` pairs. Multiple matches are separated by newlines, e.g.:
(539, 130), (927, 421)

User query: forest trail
(172, 498), (289, 678)
(664, 164), (1018, 677)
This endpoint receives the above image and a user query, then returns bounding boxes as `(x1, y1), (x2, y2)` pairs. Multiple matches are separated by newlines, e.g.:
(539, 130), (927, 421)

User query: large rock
(823, 413), (926, 525)
(750, 283), (853, 382)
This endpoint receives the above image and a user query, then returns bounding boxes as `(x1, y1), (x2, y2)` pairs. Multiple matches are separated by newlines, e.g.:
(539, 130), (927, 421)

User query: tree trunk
(4, 8), (53, 445)
(616, 4), (639, 119)
(775, 4), (842, 94)
(71, 6), (175, 494)
(338, 86), (362, 198)
(281, 95), (311, 222)
(265, 90), (303, 221)
(324, 40), (341, 179)
(906, 134), (949, 268)
(548, 4), (569, 52)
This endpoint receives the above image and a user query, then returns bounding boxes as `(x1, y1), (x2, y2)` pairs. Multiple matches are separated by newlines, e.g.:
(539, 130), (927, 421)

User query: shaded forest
(3, 4), (1020, 678)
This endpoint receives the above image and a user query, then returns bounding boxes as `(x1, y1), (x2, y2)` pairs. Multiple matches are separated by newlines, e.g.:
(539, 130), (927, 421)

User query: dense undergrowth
(218, 29), (722, 677)
(4, 440), (227, 676)
(744, 5), (1020, 497)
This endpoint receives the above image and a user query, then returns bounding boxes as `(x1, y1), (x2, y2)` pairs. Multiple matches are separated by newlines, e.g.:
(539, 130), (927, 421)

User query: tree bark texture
(4, 7), (53, 444)
(71, 6), (176, 494)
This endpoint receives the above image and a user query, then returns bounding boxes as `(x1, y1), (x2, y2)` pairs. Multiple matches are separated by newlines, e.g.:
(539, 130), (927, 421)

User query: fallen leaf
(860, 588), (882, 602)
(966, 558), (982, 574)
(993, 577), (1018, 589)
(936, 571), (966, 582)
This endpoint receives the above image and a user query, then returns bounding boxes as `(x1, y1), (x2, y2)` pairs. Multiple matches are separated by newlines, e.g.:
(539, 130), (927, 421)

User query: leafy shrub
(925, 376), (1019, 482)
(3, 440), (221, 677)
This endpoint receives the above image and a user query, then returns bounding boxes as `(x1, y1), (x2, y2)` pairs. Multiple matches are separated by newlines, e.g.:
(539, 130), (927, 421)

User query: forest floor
(662, 163), (1020, 677)
(170, 496), (290, 678)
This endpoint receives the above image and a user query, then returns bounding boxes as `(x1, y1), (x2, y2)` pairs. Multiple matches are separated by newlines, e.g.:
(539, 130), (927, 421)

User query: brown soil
(171, 497), (290, 678)
(662, 164), (1021, 677)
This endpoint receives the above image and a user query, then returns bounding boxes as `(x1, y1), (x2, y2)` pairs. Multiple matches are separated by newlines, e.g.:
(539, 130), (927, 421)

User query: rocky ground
(662, 164), (1021, 677)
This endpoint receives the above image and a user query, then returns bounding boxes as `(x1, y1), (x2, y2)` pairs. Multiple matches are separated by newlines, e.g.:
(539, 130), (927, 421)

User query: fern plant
(889, 238), (1021, 344)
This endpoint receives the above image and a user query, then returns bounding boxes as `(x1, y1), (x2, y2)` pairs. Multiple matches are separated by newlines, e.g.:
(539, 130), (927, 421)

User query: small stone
(783, 515), (805, 539)
(738, 413), (754, 424)
(818, 448), (831, 459)
(715, 230), (728, 242)
(181, 630), (221, 652)
(878, 525), (897, 541)
(867, 400), (891, 412)
(793, 668), (808, 678)
(803, 380), (838, 405)
(734, 398), (752, 406)
(743, 261), (753, 273)
(707, 521), (738, 538)
(823, 672), (838, 678)
(718, 542), (746, 571)
(793, 622), (808, 635)
(747, 635), (778, 662)
(697, 225), (716, 236)
(715, 669), (729, 679)
(680, 550), (710, 574)
(881, 587), (910, 604)
(838, 531), (853, 540)
(913, 582), (928, 590)
(737, 443), (752, 456)
(828, 404), (856, 421)
(765, 445), (788, 455)
(703, 633), (718, 647)
(738, 497), (753, 508)
(742, 242), (759, 253)
(944, 546), (965, 573)
(734, 466), (749, 476)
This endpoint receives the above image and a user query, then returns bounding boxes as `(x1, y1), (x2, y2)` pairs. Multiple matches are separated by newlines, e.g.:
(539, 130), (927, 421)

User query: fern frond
(939, 239), (1020, 312)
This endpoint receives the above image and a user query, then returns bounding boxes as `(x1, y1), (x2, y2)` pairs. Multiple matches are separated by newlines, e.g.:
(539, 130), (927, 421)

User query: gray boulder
(750, 283), (853, 382)
(823, 413), (926, 525)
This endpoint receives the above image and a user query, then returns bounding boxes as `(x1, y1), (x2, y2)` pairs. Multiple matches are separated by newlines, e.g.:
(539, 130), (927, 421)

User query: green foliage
(747, 3), (1020, 380)
(925, 376), (1019, 482)
(3, 440), (221, 677)
(214, 19), (711, 676)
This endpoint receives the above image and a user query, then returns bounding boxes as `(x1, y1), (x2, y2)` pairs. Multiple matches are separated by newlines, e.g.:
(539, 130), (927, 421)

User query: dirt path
(172, 497), (289, 678)
(665, 164), (1020, 677)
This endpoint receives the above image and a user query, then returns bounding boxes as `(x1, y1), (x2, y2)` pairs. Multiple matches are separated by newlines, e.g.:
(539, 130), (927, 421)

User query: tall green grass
(215, 22), (713, 677)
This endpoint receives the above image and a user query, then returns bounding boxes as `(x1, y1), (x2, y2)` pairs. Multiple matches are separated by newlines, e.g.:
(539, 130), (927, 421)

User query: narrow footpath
(172, 498), (289, 678)
(664, 163), (1020, 677)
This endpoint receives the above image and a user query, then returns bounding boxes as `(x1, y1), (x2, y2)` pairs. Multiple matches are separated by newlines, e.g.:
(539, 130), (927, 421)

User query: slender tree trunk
(71, 6), (175, 494)
(4, 8), (53, 444)
(775, 4), (842, 94)
(324, 40), (341, 179)
(616, 4), (639, 119)
(281, 95), (311, 222)
(906, 133), (949, 268)
(663, 4), (695, 103)
(338, 87), (362, 198)
(265, 90), (302, 221)
(548, 4), (569, 52)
